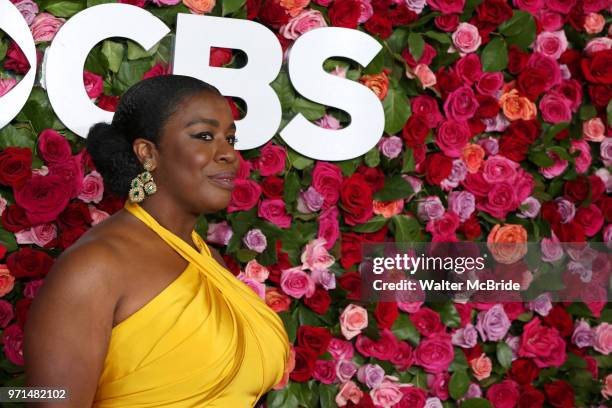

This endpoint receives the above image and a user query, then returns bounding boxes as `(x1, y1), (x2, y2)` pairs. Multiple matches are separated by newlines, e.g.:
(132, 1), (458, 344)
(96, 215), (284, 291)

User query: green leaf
(292, 97), (326, 121)
(87, 0), (116, 6)
(391, 313), (420, 346)
(0, 39), (8, 61)
(319, 384), (339, 408)
(408, 33), (425, 61)
(461, 398), (494, 408)
(579, 105), (597, 121)
(424, 31), (451, 44)
(496, 342), (513, 370)
(386, 28), (410, 54)
(352, 215), (388, 233)
(374, 175), (413, 201)
(607, 99), (612, 127)
(222, 0), (245, 15)
(287, 148), (314, 170)
(481, 37), (508, 72)
(528, 150), (554, 167)
(127, 40), (159, 61)
(500, 11), (536, 51)
(267, 387), (299, 408)
(0, 126), (36, 150)
(402, 148), (415, 173)
(436, 302), (461, 328)
(543, 122), (569, 145)
(382, 86), (411, 134)
(101, 40), (124, 73)
(547, 146), (572, 161)
(113, 59), (153, 94)
(365, 147), (380, 167)
(283, 172), (300, 205)
(271, 71), (296, 111)
(15, 87), (64, 132)
(44, 0), (86, 18)
(364, 49), (385, 74)
(0, 227), (18, 253)
(391, 215), (421, 242)
(449, 370), (470, 400)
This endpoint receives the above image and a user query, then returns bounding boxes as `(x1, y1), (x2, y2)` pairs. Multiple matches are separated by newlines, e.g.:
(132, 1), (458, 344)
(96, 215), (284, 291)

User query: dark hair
(86, 75), (221, 197)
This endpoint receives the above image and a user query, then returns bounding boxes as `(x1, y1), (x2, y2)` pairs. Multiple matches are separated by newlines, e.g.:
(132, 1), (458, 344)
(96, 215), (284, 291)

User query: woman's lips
(207, 173), (236, 190)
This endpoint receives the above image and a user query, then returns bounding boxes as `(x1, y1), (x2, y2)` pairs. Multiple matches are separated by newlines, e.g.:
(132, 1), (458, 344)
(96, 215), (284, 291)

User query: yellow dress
(92, 201), (290, 407)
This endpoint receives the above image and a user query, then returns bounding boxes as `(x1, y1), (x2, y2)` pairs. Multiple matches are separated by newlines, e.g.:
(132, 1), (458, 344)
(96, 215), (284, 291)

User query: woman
(23, 75), (290, 407)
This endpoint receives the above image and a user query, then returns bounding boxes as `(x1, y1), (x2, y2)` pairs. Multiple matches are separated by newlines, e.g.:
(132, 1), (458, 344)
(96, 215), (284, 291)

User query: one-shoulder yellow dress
(92, 201), (290, 407)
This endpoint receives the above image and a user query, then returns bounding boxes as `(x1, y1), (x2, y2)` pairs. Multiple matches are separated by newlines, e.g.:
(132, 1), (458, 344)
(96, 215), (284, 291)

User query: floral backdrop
(0, 0), (611, 407)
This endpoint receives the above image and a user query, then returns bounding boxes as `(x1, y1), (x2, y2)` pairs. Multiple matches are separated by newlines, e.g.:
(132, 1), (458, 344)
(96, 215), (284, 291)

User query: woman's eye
(195, 132), (214, 140)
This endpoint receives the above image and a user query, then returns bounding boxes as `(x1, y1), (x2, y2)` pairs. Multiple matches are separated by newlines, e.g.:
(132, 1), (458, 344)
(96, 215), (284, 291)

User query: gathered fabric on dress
(92, 200), (290, 407)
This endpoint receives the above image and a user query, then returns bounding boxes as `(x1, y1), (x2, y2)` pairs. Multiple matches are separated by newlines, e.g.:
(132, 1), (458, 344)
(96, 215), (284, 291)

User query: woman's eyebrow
(185, 118), (219, 128)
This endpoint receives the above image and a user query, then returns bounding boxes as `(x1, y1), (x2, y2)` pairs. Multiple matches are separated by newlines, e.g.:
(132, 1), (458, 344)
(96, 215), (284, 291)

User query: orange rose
(461, 143), (485, 173)
(183, 0), (216, 14)
(487, 224), (528, 264)
(0, 265), (15, 297)
(273, 345), (296, 390)
(470, 353), (492, 381)
(373, 199), (404, 218)
(359, 72), (389, 100)
(265, 287), (291, 313)
(499, 89), (537, 121)
(280, 0), (310, 17)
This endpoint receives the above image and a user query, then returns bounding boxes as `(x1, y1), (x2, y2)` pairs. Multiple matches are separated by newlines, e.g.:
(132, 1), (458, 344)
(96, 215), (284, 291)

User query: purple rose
(572, 319), (595, 348)
(242, 228), (267, 253)
(476, 304), (511, 342)
(555, 197), (576, 223)
(527, 293), (553, 316)
(452, 323), (478, 348)
(336, 359), (358, 382)
(357, 363), (385, 389)
(518, 196), (541, 219)
(14, 0), (39, 25)
(448, 190), (475, 222)
(417, 196), (445, 222)
(207, 221), (233, 246)
(378, 136), (403, 159)
(297, 186), (324, 213)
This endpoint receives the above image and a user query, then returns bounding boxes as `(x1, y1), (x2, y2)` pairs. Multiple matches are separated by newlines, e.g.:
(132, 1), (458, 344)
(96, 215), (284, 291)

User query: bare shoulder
(208, 246), (227, 268)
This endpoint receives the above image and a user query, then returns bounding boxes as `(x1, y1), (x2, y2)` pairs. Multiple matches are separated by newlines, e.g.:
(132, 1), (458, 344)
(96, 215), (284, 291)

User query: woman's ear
(133, 138), (158, 167)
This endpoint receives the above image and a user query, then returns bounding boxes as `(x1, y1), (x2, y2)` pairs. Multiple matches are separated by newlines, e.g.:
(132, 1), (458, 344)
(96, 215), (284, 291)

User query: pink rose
(14, 174), (71, 224)
(476, 72), (504, 96)
(316, 114), (342, 130)
(603, 373), (612, 400)
(235, 151), (252, 179)
(328, 338), (355, 361)
(254, 142), (286, 176)
(318, 206), (339, 250)
(411, 95), (443, 128)
(335, 380), (363, 406)
(414, 64), (437, 88)
(486, 379), (520, 408)
(482, 155), (518, 184)
(0, 300), (14, 328)
(427, 0), (466, 14)
(301, 238), (335, 271)
(23, 278), (44, 299)
(539, 152), (568, 179)
(570, 140), (592, 174)
(312, 162), (343, 209)
(228, 179), (261, 212)
(470, 353), (492, 380)
(340, 304), (368, 340)
(37, 129), (71, 164)
(378, 136), (403, 159)
(1, 324), (24, 366)
(414, 333), (454, 373)
(534, 30), (568, 60)
(237, 272), (265, 299)
(527, 53), (561, 90)
(451, 23), (481, 55)
(88, 205), (110, 225)
(513, 0), (543, 14)
(0, 78), (17, 97)
(15, 223), (57, 247)
(150, 0), (182, 4)
(244, 259), (270, 283)
(371, 376), (404, 407)
(593, 322), (612, 355)
(313, 359), (336, 384)
(0, 265), (15, 297)
(539, 92), (572, 124)
(584, 13), (605, 34)
(444, 85), (479, 121)
(78, 170), (104, 203)
(280, 9), (327, 40)
(583, 117), (606, 142)
(280, 267), (315, 299)
(30, 12), (64, 42)
(546, 0), (577, 14)
(435, 119), (470, 157)
(83, 71), (103, 100)
(206, 221), (233, 246)
(258, 198), (291, 228)
(518, 318), (567, 367)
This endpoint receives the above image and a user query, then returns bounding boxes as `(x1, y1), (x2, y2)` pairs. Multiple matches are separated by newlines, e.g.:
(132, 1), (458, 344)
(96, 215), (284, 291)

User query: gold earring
(128, 159), (157, 203)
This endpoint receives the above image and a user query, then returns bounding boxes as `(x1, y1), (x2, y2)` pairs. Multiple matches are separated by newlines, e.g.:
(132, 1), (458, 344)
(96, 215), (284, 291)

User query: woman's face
(155, 91), (239, 214)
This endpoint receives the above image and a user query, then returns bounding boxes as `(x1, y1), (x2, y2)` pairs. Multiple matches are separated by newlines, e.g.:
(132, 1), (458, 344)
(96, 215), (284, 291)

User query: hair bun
(86, 122), (141, 197)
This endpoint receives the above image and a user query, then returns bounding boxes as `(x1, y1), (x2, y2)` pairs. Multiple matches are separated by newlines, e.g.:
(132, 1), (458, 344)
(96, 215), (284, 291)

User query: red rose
(459, 215), (481, 240)
(517, 67), (549, 101)
(390, 340), (414, 371)
(396, 383), (426, 407)
(227, 179), (261, 212)
(365, 14), (393, 39)
(454, 54), (483, 84)
(258, 0), (289, 29)
(246, 0), (261, 20)
(475, 0), (512, 26)
(58, 226), (87, 250)
(410, 307), (444, 336)
(508, 45), (529, 75)
(552, 220), (585, 243)
(340, 174), (373, 226)
(374, 301), (399, 329)
(340, 232), (363, 269)
(304, 286), (331, 315)
(563, 176), (590, 203)
(261, 176), (284, 199)
(542, 305), (573, 337)
(142, 63), (169, 79)
(575, 204), (604, 237)
(3, 41), (30, 74)
(402, 43), (437, 68)
(0, 147), (32, 188)
(559, 49), (582, 80)
(518, 318), (567, 368)
(1, 204), (32, 233)
(434, 14), (459, 32)
(312, 162), (343, 209)
(581, 49), (612, 84)
(6, 248), (54, 279)
(289, 346), (317, 382)
(210, 47), (232, 67)
(338, 270), (361, 299)
(600, 196), (612, 223)
(518, 385), (545, 408)
(356, 165), (385, 193)
(254, 142), (286, 176)
(297, 326), (332, 355)
(499, 133), (530, 162)
(544, 380), (575, 408)
(328, 0), (361, 28)
(509, 358), (539, 385)
(37, 129), (72, 165)
(14, 174), (71, 224)
(588, 84), (612, 107)
(388, 4), (417, 26)
(486, 379), (520, 408)
(15, 298), (32, 330)
(435, 68), (462, 97)
(58, 202), (93, 230)
(97, 95), (120, 112)
(402, 114), (430, 148)
(425, 153), (452, 185)
(476, 94), (500, 118)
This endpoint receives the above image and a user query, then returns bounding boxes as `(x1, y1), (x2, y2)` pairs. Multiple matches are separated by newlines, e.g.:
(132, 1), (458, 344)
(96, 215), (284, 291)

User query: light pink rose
(541, 233), (564, 262)
(206, 221), (233, 246)
(301, 238), (335, 271)
(340, 304), (368, 340)
(316, 114), (342, 130)
(539, 152), (568, 179)
(593, 322), (612, 355)
(357, 0), (374, 23)
(0, 78), (17, 97)
(370, 376), (404, 407)
(0, 265), (15, 297)
(451, 23), (481, 55)
(297, 186), (324, 213)
(414, 64), (437, 88)
(78, 170), (104, 203)
(244, 260), (269, 283)
(534, 30), (568, 60)
(280, 10), (327, 40)
(150, 0), (182, 5)
(328, 338), (355, 360)
(584, 13), (605, 34)
(336, 358), (358, 382)
(603, 373), (612, 400)
(243, 228), (267, 253)
(470, 353), (492, 380)
(585, 37), (612, 56)
(30, 13), (64, 43)
(0, 194), (7, 217)
(88, 205), (110, 226)
(336, 380), (363, 406)
(14, 0), (39, 26)
(280, 267), (315, 299)
(15, 223), (57, 247)
(583, 117), (606, 142)
(237, 272), (265, 299)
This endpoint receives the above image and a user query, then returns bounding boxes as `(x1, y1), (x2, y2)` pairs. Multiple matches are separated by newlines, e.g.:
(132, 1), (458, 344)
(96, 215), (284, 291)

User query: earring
(128, 159), (157, 203)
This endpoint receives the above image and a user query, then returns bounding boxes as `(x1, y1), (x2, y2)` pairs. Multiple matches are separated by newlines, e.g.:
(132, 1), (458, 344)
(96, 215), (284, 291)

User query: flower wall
(0, 0), (612, 407)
